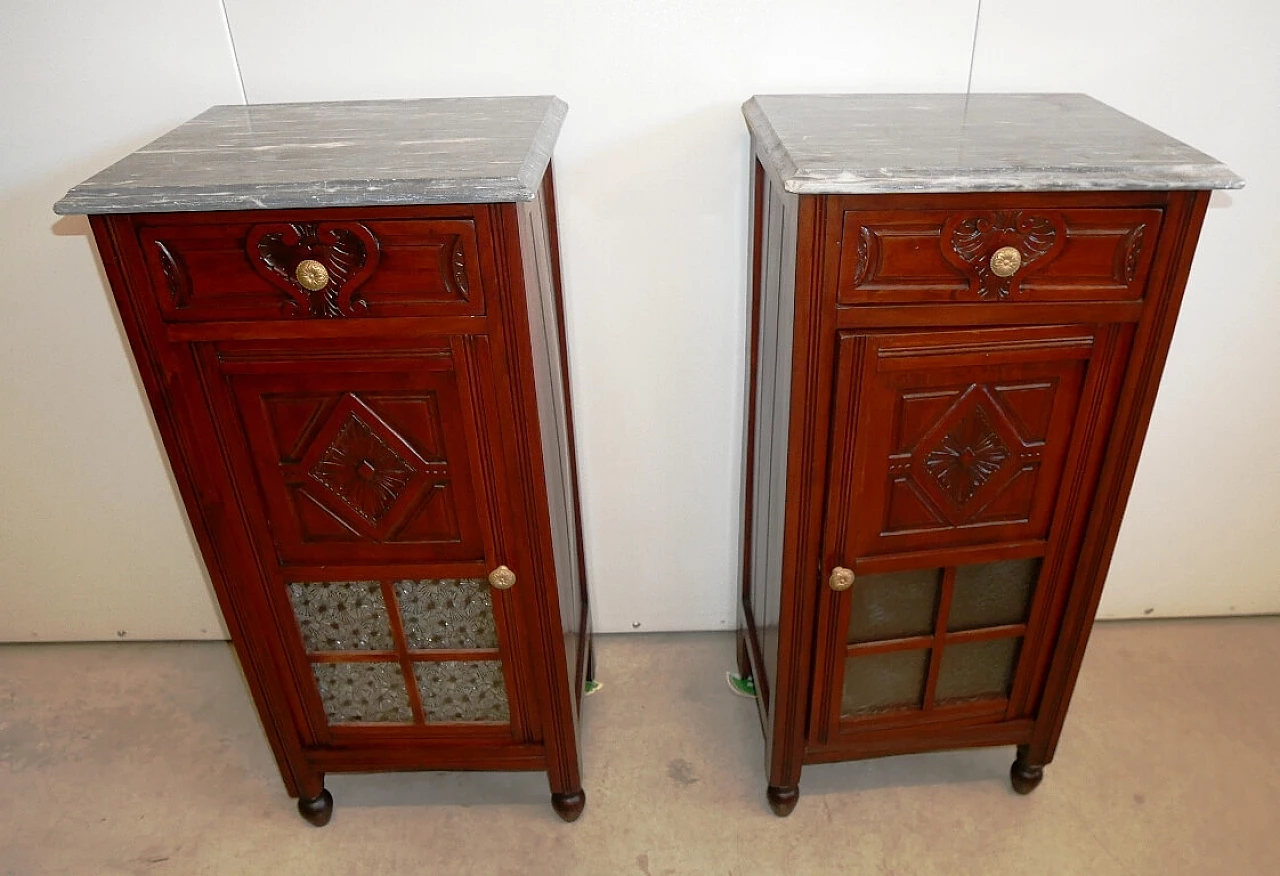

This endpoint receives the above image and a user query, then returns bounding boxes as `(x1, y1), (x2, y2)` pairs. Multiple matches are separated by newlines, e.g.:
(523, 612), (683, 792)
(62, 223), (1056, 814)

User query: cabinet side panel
(742, 150), (798, 744)
(515, 171), (590, 720)
(1030, 191), (1212, 765)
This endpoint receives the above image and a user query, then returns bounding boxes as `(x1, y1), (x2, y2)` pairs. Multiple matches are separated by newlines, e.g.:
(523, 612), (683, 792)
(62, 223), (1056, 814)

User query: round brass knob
(829, 566), (855, 592)
(488, 565), (516, 591)
(990, 246), (1022, 278)
(295, 259), (330, 291)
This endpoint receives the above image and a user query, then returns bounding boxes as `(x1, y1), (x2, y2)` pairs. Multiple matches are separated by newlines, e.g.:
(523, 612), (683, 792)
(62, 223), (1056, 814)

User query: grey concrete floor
(1, 619), (1277, 875)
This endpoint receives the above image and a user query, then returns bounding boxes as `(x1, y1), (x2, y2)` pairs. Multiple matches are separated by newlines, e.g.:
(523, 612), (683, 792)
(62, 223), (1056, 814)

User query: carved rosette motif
(309, 414), (416, 524)
(247, 221), (381, 317)
(922, 405), (1012, 505)
(943, 211), (1066, 300)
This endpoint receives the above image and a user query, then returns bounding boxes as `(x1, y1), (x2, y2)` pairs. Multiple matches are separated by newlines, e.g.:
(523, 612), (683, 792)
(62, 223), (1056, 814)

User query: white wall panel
(8, 0), (1268, 640)
(0, 2), (244, 640)
(970, 1), (1280, 617)
(223, 0), (980, 632)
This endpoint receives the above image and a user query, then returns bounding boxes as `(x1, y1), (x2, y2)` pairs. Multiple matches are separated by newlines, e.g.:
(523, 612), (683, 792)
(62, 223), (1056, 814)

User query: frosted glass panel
(948, 559), (1039, 632)
(848, 568), (941, 643)
(287, 581), (393, 651)
(841, 649), (930, 716)
(414, 661), (510, 723)
(311, 661), (412, 723)
(936, 638), (1020, 702)
(394, 578), (498, 650)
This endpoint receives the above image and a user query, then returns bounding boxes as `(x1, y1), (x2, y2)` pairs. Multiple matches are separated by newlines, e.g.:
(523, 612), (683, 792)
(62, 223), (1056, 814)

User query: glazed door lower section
(814, 323), (1129, 743)
(195, 335), (536, 747)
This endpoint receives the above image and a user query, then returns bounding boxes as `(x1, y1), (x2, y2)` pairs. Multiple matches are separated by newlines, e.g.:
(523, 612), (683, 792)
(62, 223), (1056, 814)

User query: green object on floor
(726, 672), (757, 698)
(584, 680), (602, 696)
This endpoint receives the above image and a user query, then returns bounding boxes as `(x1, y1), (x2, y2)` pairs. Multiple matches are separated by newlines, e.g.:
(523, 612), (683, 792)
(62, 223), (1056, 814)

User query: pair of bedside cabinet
(56, 93), (1240, 824)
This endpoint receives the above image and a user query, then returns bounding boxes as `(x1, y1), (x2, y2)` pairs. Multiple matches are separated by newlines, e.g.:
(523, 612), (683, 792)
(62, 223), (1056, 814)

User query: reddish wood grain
(90, 189), (588, 822)
(737, 158), (1215, 813)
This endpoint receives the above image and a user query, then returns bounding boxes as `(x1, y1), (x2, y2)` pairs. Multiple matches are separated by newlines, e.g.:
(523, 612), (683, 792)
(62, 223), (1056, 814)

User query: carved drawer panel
(136, 209), (486, 321)
(837, 207), (1162, 305)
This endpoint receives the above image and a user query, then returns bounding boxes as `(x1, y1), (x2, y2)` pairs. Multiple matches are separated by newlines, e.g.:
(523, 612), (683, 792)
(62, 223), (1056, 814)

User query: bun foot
(297, 789), (333, 826)
(551, 789), (586, 822)
(766, 784), (799, 817)
(1010, 757), (1045, 795)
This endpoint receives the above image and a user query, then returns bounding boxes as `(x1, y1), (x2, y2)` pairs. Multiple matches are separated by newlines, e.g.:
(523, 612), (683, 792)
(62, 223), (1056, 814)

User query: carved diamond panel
(309, 414), (416, 525)
(922, 405), (1012, 505)
(907, 385), (1033, 524)
(290, 393), (448, 542)
(225, 346), (496, 572)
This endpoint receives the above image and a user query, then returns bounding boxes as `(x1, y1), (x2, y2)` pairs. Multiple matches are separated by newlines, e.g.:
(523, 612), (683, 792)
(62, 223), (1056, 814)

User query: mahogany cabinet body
(737, 149), (1213, 814)
(89, 171), (590, 823)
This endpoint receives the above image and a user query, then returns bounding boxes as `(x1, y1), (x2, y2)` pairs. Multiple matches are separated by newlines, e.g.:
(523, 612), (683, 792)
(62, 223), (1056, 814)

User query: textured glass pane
(847, 568), (941, 643)
(414, 661), (510, 723)
(394, 579), (498, 650)
(841, 649), (930, 716)
(311, 661), (412, 723)
(948, 559), (1040, 632)
(288, 581), (393, 651)
(936, 638), (1021, 702)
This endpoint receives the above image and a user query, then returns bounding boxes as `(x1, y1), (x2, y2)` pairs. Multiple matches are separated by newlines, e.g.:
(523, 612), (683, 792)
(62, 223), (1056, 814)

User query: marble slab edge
(742, 95), (1244, 195)
(742, 96), (800, 192)
(56, 178), (539, 215)
(53, 95), (569, 215)
(778, 166), (1246, 195)
(514, 95), (568, 199)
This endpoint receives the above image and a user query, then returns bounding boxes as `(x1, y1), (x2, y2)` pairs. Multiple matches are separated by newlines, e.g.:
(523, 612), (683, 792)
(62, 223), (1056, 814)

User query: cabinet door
(195, 335), (535, 747)
(814, 324), (1128, 741)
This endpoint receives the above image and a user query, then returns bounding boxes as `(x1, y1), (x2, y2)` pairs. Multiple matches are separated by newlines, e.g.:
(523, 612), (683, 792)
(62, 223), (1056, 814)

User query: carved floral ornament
(922, 404), (1012, 506)
(246, 221), (381, 317)
(309, 413), (416, 526)
(941, 211), (1067, 300)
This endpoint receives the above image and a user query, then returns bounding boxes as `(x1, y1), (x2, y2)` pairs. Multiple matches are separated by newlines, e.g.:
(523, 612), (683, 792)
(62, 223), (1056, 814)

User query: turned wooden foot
(766, 784), (799, 817)
(297, 788), (333, 826)
(1010, 749), (1045, 795)
(551, 790), (586, 822)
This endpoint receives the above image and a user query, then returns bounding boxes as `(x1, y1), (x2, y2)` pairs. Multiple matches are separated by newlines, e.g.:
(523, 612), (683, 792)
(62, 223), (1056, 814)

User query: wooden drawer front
(138, 211), (485, 321)
(838, 207), (1161, 305)
(830, 326), (1102, 557)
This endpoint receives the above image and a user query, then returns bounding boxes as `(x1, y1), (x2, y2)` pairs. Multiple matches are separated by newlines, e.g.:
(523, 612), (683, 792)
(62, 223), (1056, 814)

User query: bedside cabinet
(735, 94), (1241, 816)
(55, 96), (591, 825)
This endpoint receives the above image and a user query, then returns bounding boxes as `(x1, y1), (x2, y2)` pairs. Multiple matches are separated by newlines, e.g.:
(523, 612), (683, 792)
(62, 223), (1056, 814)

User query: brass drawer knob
(295, 259), (330, 291)
(989, 246), (1022, 277)
(488, 565), (516, 590)
(829, 566), (855, 592)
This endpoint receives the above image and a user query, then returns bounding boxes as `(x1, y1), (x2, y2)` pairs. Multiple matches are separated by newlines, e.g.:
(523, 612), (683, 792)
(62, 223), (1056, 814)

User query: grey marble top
(744, 94), (1242, 194)
(55, 96), (568, 214)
